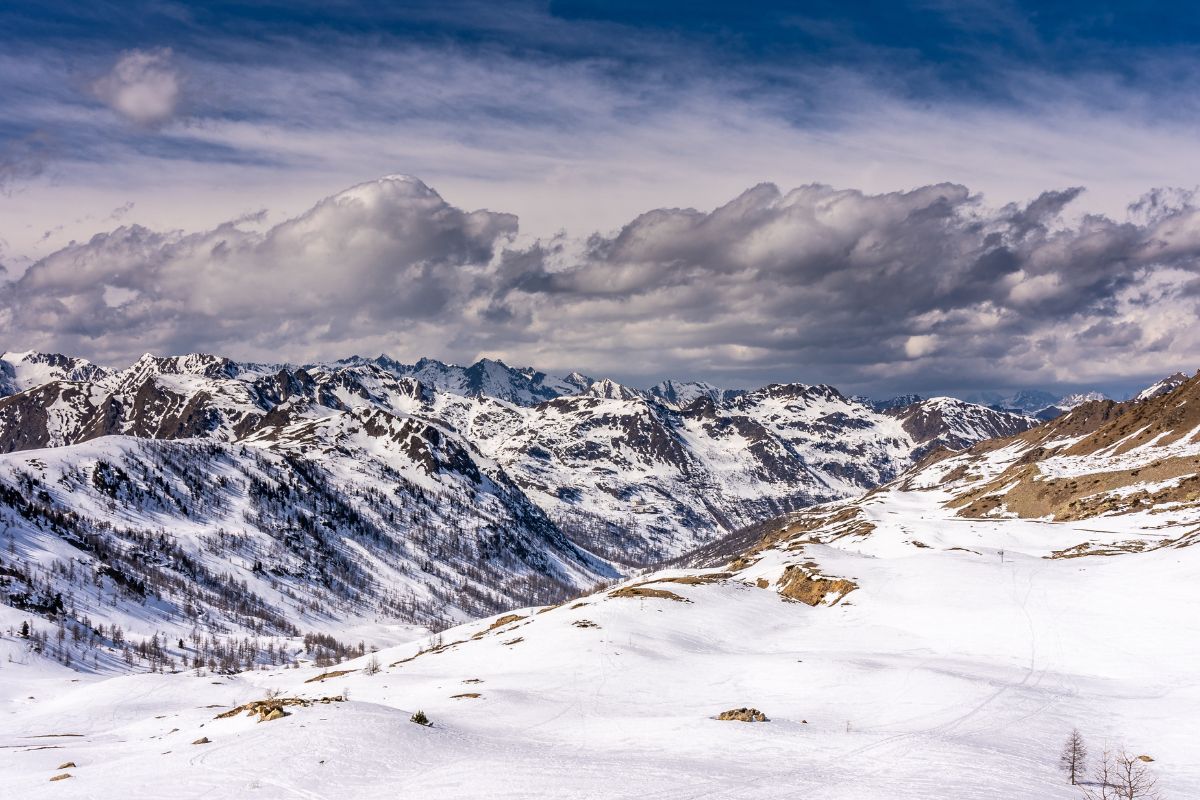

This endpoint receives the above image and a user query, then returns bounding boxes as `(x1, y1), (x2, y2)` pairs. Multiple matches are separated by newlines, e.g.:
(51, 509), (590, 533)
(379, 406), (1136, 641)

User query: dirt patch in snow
(390, 637), (469, 666)
(951, 455), (1200, 521)
(776, 565), (856, 606)
(215, 695), (344, 722)
(1049, 525), (1200, 558)
(608, 586), (690, 603)
(304, 669), (355, 683)
(486, 613), (527, 631)
(649, 572), (733, 585)
(716, 708), (769, 722)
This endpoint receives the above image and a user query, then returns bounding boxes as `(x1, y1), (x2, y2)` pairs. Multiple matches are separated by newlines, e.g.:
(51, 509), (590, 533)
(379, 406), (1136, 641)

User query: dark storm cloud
(2, 176), (1199, 395)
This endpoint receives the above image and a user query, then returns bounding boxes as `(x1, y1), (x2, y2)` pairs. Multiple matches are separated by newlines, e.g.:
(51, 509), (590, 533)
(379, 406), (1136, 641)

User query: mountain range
(0, 349), (1036, 645)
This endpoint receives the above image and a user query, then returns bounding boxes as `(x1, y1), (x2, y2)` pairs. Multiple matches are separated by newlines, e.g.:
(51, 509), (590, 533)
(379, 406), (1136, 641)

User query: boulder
(717, 707), (769, 722)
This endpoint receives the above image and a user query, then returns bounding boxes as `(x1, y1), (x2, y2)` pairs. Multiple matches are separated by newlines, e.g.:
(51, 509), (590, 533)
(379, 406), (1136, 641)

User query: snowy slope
(0, 351), (108, 398)
(2, 400), (1197, 798)
(1136, 371), (1191, 401)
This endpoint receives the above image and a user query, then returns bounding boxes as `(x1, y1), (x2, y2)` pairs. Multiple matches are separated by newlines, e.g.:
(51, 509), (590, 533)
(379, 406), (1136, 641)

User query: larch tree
(1062, 728), (1088, 785)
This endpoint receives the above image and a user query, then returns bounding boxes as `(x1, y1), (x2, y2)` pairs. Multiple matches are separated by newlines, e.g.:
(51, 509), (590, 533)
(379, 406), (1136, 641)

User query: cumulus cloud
(2, 176), (516, 359)
(3, 176), (1199, 394)
(92, 48), (181, 125)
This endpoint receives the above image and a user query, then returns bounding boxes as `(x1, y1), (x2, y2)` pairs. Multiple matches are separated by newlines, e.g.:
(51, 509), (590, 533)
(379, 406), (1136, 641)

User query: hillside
(0, 350), (1034, 662)
(0, 372), (1196, 798)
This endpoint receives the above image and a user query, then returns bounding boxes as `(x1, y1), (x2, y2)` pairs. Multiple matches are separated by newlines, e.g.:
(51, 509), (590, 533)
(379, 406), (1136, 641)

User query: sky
(2, 0), (1200, 399)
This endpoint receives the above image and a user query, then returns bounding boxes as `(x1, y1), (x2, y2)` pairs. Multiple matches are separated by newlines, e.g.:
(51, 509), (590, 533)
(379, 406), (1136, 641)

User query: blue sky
(2, 1), (1200, 398)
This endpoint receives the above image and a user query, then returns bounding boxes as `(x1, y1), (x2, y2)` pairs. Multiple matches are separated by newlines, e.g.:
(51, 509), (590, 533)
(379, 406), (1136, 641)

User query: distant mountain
(647, 379), (744, 408)
(1058, 390), (1108, 409)
(963, 390), (1005, 406)
(959, 387), (1111, 420)
(872, 393), (923, 412)
(331, 355), (578, 406)
(1004, 389), (1060, 413)
(0, 350), (109, 396)
(883, 396), (1034, 459)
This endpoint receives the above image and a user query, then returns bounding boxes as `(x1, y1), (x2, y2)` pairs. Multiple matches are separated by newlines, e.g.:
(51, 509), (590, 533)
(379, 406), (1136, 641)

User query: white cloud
(92, 48), (181, 125)
(3, 175), (1199, 395)
(904, 335), (940, 359)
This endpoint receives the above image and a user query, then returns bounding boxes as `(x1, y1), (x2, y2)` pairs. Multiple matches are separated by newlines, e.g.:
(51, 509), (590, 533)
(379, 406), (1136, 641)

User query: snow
(1, 365), (1198, 797)
(1136, 373), (1191, 402)
(2, 480), (1197, 798)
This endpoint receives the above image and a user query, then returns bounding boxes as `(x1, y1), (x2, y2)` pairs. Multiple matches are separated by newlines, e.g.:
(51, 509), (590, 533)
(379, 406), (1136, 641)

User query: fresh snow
(2, 476), (1196, 798)
(0, 367), (1197, 797)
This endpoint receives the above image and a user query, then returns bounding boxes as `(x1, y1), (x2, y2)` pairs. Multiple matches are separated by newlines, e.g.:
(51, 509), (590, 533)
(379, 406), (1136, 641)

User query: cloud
(92, 48), (181, 125)
(2, 176), (1199, 395)
(0, 132), (54, 193)
(2, 175), (515, 359)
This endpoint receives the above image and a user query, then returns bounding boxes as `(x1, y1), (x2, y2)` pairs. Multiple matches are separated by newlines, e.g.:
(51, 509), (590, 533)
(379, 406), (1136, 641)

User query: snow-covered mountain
(1003, 388), (1060, 413)
(360, 355), (580, 406)
(1056, 390), (1108, 408)
(962, 386), (1111, 419)
(1136, 371), (1190, 401)
(0, 350), (109, 396)
(4, 373), (1196, 799)
(871, 393), (923, 412)
(882, 395), (1034, 459)
(647, 379), (744, 407)
(0, 350), (1041, 674)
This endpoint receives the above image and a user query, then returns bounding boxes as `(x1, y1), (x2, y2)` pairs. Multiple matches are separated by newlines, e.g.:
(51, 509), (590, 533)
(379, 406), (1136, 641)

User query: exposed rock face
(885, 397), (1035, 460)
(776, 565), (857, 606)
(893, 371), (1200, 529)
(717, 708), (769, 722)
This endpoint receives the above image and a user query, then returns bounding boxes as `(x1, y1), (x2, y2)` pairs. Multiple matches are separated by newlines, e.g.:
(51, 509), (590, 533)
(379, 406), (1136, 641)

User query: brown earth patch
(304, 669), (355, 683)
(648, 572), (733, 585)
(390, 638), (468, 666)
(451, 693), (481, 699)
(1048, 524), (1200, 558)
(716, 708), (769, 722)
(486, 613), (527, 631)
(215, 695), (344, 722)
(951, 455), (1200, 521)
(776, 565), (857, 606)
(608, 586), (690, 603)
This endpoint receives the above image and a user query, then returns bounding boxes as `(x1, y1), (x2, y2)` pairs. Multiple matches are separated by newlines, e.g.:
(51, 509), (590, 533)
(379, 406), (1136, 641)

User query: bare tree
(364, 654), (381, 675)
(1081, 747), (1162, 800)
(1062, 728), (1088, 785)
